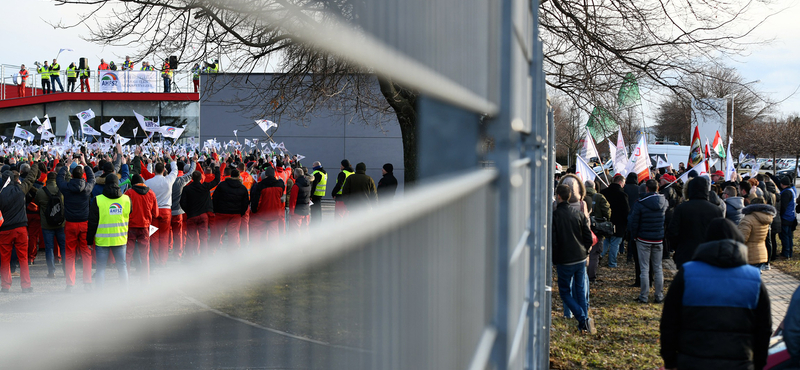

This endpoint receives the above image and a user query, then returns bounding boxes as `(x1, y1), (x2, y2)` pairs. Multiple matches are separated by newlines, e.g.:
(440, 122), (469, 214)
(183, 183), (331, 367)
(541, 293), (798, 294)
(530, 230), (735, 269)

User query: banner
(99, 71), (159, 92)
(691, 98), (727, 150)
(100, 118), (124, 136)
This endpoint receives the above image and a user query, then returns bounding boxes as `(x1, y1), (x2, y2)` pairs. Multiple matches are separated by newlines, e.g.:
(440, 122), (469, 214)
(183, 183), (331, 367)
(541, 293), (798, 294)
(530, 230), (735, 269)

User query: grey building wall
(199, 73), (404, 198)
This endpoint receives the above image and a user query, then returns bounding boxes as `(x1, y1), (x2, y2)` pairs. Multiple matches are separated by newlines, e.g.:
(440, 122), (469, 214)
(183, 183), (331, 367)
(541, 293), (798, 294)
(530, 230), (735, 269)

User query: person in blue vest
(87, 174), (130, 291)
(660, 218), (771, 370)
(778, 175), (797, 258)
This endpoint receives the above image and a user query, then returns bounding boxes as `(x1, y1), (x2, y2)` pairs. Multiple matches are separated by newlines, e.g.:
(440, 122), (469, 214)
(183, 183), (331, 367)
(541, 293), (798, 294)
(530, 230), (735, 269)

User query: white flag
(133, 110), (160, 132)
(678, 160), (708, 184)
(81, 122), (102, 136)
(614, 127), (629, 177)
(295, 154), (306, 162)
(59, 48), (74, 54)
(233, 130), (238, 138)
(655, 156), (671, 169)
(580, 130), (599, 161)
(276, 142), (286, 151)
(41, 130), (55, 141)
(31, 116), (42, 133)
(148, 225), (159, 237)
(115, 135), (131, 145)
(749, 160), (762, 178)
(64, 123), (74, 143)
(100, 118), (124, 136)
(630, 133), (651, 183)
(42, 115), (52, 133)
(255, 119), (277, 133)
(76, 109), (96, 124)
(132, 127), (139, 138)
(575, 155), (597, 184)
(725, 141), (736, 181)
(161, 126), (185, 139)
(738, 151), (745, 165)
(13, 125), (34, 142)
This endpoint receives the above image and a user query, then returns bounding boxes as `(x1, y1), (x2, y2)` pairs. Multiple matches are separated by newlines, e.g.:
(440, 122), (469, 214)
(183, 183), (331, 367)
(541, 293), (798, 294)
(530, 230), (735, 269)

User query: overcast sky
(1, 0), (799, 121)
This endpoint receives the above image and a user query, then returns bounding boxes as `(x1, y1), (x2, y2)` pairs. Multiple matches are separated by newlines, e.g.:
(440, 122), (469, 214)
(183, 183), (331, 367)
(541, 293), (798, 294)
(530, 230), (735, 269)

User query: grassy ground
(550, 257), (673, 370)
(771, 233), (800, 280)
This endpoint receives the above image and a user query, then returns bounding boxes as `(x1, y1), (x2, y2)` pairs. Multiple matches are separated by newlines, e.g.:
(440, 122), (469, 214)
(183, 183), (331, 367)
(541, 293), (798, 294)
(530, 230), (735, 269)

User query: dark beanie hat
(383, 163), (393, 173)
(177, 161), (186, 173)
(105, 173), (119, 185)
(230, 169), (240, 178)
(341, 159), (351, 168)
(131, 174), (144, 185)
(356, 162), (367, 172)
(102, 161), (114, 173)
(781, 176), (793, 186)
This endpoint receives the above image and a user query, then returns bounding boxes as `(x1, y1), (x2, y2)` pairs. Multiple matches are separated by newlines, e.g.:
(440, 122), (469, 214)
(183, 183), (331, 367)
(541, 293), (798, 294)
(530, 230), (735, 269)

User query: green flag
(618, 72), (641, 109)
(586, 106), (618, 142)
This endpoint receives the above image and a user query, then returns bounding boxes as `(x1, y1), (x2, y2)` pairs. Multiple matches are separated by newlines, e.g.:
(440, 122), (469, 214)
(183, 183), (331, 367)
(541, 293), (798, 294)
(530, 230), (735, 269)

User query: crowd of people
(0, 143), (399, 293)
(16, 57), (220, 96)
(552, 162), (800, 369)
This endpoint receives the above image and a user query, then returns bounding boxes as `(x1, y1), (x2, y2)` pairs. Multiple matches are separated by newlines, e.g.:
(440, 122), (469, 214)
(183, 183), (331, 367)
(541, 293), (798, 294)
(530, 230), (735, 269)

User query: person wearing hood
(288, 168), (313, 231)
(585, 180), (610, 283)
(722, 186), (745, 225)
(0, 162), (39, 293)
(778, 175), (797, 258)
(600, 174), (629, 268)
(92, 145), (131, 197)
(57, 155), (96, 291)
(331, 159), (355, 218)
(34, 171), (66, 279)
(660, 218), (771, 370)
(181, 163), (221, 258)
(738, 198), (777, 269)
(212, 169), (250, 250)
(377, 163), (398, 202)
(249, 167), (285, 243)
(628, 179), (668, 303)
(622, 172), (640, 260)
(87, 174), (130, 291)
(341, 162), (378, 209)
(667, 176), (724, 268)
(124, 175), (158, 282)
(764, 174), (782, 265)
(309, 161), (327, 225)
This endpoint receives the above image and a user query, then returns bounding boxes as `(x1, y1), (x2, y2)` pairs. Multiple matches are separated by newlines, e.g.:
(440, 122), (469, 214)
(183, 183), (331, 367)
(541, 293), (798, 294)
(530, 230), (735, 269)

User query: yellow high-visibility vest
(38, 67), (49, 79)
(67, 67), (77, 78)
(336, 170), (354, 195)
(312, 170), (327, 196)
(94, 195), (131, 247)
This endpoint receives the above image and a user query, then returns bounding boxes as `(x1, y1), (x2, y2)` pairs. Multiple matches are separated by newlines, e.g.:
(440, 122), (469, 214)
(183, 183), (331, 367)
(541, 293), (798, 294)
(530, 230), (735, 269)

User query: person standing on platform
(98, 59), (109, 70)
(38, 61), (51, 94)
(122, 56), (134, 71)
(17, 65), (28, 97)
(161, 59), (172, 93)
(66, 62), (77, 92)
(50, 59), (64, 92)
(79, 63), (91, 92)
(330, 160), (354, 219)
(310, 161), (327, 225)
(191, 63), (201, 93)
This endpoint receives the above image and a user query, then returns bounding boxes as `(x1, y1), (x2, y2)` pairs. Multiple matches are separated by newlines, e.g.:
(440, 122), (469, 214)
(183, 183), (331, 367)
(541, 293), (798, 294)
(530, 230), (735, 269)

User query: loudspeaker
(79, 58), (88, 70)
(169, 56), (178, 70)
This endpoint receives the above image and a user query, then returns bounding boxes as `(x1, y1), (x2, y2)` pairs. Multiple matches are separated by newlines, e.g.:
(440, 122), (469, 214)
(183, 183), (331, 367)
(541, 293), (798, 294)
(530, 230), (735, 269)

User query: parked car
(740, 159), (757, 169)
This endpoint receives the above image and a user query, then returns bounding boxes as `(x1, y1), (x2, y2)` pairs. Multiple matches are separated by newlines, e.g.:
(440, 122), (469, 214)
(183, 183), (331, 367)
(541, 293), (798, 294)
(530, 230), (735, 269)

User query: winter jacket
(310, 166), (327, 200)
(624, 183), (640, 213)
(170, 161), (194, 216)
(667, 177), (724, 267)
(124, 184), (159, 229)
(288, 175), (312, 216)
(552, 201), (593, 265)
(341, 165), (377, 207)
(584, 187), (611, 220)
(377, 172), (398, 201)
(708, 191), (727, 217)
(738, 203), (777, 265)
(180, 167), (220, 219)
(784, 287), (800, 366)
(56, 166), (96, 223)
(34, 180), (65, 229)
(660, 239), (771, 370)
(0, 167), (39, 231)
(599, 183), (630, 237)
(87, 176), (127, 245)
(780, 186), (797, 225)
(724, 196), (745, 225)
(91, 163), (130, 197)
(627, 192), (668, 242)
(250, 176), (285, 220)
(330, 166), (354, 200)
(212, 178), (249, 216)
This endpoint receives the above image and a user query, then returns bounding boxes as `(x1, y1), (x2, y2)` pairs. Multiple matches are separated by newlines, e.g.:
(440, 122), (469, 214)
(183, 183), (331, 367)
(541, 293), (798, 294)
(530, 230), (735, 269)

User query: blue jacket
(785, 286), (800, 365)
(91, 164), (130, 197)
(627, 192), (668, 242)
(56, 166), (96, 223)
(781, 186), (797, 222)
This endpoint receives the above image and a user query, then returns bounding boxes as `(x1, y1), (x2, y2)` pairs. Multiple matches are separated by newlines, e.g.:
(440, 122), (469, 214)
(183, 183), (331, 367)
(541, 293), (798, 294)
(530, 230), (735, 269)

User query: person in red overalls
(18, 65), (28, 97)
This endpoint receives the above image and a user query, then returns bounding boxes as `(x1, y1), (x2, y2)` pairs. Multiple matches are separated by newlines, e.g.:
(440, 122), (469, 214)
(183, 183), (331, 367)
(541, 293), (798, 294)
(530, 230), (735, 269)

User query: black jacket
(377, 173), (398, 201)
(0, 167), (39, 231)
(87, 176), (124, 245)
(600, 183), (630, 237)
(56, 166), (96, 223)
(310, 167), (327, 199)
(660, 239), (771, 370)
(623, 183), (640, 213)
(627, 192), (668, 241)
(292, 175), (312, 216)
(330, 166), (354, 200)
(212, 178), (249, 216)
(180, 168), (220, 219)
(667, 177), (724, 267)
(552, 202), (593, 265)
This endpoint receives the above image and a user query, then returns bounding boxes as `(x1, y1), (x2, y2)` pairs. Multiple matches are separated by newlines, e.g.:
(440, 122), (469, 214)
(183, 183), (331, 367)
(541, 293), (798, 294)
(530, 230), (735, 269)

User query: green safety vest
(50, 64), (60, 76)
(38, 67), (49, 79)
(79, 68), (90, 77)
(312, 170), (327, 196)
(191, 66), (200, 80)
(335, 170), (354, 195)
(66, 67), (77, 78)
(94, 194), (131, 247)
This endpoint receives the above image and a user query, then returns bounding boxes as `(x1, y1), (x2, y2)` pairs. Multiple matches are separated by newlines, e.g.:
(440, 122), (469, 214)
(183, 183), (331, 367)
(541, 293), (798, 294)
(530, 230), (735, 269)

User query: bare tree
(553, 97), (583, 167)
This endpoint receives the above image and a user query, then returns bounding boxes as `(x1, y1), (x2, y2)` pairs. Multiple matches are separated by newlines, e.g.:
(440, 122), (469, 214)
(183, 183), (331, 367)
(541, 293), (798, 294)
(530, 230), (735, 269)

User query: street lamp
(725, 79), (760, 141)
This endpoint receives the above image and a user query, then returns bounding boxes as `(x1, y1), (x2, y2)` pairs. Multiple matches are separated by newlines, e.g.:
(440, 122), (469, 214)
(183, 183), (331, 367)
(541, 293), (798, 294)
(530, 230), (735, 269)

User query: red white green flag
(687, 126), (704, 168)
(711, 131), (725, 159)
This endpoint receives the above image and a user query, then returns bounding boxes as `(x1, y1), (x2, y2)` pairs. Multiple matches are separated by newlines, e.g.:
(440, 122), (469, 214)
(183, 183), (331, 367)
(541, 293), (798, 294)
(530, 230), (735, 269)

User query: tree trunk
(378, 77), (418, 184)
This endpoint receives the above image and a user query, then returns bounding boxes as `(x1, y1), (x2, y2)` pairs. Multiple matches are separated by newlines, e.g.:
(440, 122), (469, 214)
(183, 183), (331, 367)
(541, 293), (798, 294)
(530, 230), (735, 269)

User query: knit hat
(230, 169), (240, 178)
(356, 162), (367, 172)
(780, 176), (793, 186)
(102, 162), (114, 174)
(383, 163), (393, 173)
(131, 174), (144, 185)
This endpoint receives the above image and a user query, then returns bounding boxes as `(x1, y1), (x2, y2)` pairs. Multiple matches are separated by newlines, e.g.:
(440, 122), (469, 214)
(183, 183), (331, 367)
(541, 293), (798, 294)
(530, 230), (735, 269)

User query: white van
(648, 144), (690, 169)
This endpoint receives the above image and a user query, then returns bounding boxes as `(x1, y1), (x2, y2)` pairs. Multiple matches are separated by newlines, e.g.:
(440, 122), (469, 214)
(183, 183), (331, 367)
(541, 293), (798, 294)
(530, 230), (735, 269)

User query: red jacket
(125, 184), (158, 229)
(250, 177), (285, 221)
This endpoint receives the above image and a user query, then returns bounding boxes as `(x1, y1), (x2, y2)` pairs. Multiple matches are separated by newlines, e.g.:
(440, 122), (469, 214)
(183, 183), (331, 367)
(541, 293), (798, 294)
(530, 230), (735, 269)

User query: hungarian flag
(687, 126), (704, 168)
(711, 131), (725, 159)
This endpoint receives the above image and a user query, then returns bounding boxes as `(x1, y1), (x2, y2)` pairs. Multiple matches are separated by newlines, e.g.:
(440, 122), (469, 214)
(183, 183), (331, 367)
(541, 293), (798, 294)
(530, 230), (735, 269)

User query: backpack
(42, 186), (65, 226)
